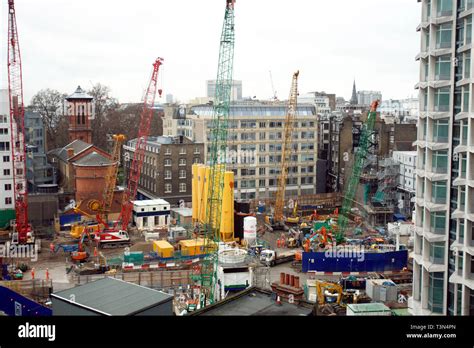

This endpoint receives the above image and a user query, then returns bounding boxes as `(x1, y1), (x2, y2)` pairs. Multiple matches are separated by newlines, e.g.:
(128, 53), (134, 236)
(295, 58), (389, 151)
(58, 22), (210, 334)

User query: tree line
(29, 83), (163, 152)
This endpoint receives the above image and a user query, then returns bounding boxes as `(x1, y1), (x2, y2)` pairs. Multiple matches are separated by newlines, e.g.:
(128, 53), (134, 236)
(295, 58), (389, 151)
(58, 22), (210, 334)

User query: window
(465, 51), (471, 79)
(460, 155), (467, 178)
(179, 170), (186, 179)
(259, 132), (266, 140)
(0, 142), (10, 152)
(437, 0), (453, 16)
(194, 147), (200, 154)
(259, 168), (265, 175)
(430, 211), (446, 234)
(258, 179), (265, 187)
(179, 159), (186, 166)
(435, 56), (451, 80)
(433, 119), (449, 142)
(436, 23), (452, 50)
(193, 157), (201, 164)
(241, 132), (256, 141)
(164, 159), (172, 166)
(165, 170), (172, 180)
(429, 242), (445, 264)
(259, 144), (266, 152)
(5, 197), (12, 205)
(432, 150), (448, 173)
(459, 186), (466, 210)
(461, 122), (468, 145)
(428, 272), (444, 314)
(0, 128), (8, 135)
(179, 148), (186, 155)
(4, 184), (11, 191)
(164, 183), (172, 193)
(463, 86), (470, 112)
(165, 148), (172, 155)
(2, 155), (9, 162)
(467, 16), (472, 44)
(432, 181), (447, 204)
(179, 183), (186, 193)
(434, 87), (450, 111)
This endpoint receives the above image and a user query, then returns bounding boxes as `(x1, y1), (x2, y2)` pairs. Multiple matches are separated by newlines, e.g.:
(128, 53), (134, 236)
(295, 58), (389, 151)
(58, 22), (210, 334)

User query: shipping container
(179, 238), (217, 257)
(153, 240), (174, 259)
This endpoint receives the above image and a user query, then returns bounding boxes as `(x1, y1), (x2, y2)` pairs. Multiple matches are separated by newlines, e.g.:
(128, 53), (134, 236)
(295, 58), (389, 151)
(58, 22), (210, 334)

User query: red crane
(7, 0), (33, 244)
(113, 57), (163, 231)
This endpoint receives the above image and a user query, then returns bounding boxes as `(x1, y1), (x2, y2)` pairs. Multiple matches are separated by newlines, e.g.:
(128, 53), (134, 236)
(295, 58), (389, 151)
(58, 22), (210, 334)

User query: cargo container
(153, 240), (174, 259)
(179, 238), (217, 257)
(124, 251), (144, 265)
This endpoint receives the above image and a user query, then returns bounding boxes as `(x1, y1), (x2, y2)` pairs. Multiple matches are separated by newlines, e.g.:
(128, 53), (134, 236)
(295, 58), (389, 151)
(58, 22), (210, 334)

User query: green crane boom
(197, 0), (236, 308)
(335, 100), (380, 243)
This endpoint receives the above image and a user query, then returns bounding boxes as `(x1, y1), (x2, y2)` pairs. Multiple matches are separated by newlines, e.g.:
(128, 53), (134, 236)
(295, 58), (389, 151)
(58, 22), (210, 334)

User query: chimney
(280, 273), (285, 285)
(290, 275), (295, 287)
(294, 276), (300, 288)
(285, 274), (290, 286)
(67, 148), (74, 158)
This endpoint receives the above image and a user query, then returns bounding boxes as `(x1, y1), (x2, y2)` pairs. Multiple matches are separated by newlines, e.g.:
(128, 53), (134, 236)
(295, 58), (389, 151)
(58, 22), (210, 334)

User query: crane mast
(7, 0), (32, 244)
(335, 100), (379, 243)
(196, 0), (236, 308)
(101, 134), (125, 219)
(274, 71), (299, 224)
(114, 58), (163, 231)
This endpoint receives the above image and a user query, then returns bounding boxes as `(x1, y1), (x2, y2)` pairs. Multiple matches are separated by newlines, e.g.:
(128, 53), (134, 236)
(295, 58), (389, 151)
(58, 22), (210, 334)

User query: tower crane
(273, 71), (299, 228)
(335, 100), (379, 243)
(113, 58), (163, 232)
(7, 0), (33, 245)
(195, 0), (236, 308)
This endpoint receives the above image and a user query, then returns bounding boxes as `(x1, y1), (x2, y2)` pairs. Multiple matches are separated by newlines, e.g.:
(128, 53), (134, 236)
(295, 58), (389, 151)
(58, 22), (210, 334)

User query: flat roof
(153, 240), (174, 249)
(133, 199), (170, 206)
(51, 277), (172, 315)
(347, 303), (391, 313)
(194, 288), (312, 316)
(171, 207), (193, 217)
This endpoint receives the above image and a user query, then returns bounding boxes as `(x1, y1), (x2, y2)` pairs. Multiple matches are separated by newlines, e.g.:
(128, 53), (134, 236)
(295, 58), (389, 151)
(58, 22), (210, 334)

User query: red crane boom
(114, 58), (163, 231)
(7, 0), (32, 244)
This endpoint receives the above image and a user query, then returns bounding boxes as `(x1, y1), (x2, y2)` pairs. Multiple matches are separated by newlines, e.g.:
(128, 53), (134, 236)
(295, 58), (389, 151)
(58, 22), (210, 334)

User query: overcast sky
(0, 0), (420, 104)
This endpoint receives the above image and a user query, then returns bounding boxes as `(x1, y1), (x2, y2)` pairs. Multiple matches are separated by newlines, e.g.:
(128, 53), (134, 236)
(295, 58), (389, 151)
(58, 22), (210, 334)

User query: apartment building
(393, 151), (417, 219)
(411, 0), (474, 316)
(122, 135), (204, 205)
(0, 89), (14, 228)
(176, 101), (318, 201)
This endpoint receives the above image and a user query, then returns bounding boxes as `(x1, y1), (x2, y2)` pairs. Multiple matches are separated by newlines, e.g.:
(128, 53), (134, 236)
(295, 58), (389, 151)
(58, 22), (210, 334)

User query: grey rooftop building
(51, 277), (173, 316)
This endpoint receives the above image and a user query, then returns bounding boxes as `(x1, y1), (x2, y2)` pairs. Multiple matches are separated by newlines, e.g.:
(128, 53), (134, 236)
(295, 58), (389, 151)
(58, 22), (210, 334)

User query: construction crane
(269, 70), (277, 101)
(7, 0), (33, 245)
(113, 58), (163, 232)
(196, 0), (236, 308)
(100, 134), (126, 220)
(335, 100), (380, 243)
(273, 71), (299, 227)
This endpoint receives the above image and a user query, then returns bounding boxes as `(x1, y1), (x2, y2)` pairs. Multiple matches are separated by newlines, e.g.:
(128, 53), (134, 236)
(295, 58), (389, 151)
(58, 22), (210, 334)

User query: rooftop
(48, 139), (92, 162)
(73, 151), (112, 167)
(193, 287), (313, 316)
(190, 104), (316, 117)
(66, 85), (94, 100)
(346, 303), (391, 313)
(133, 199), (170, 207)
(51, 277), (173, 315)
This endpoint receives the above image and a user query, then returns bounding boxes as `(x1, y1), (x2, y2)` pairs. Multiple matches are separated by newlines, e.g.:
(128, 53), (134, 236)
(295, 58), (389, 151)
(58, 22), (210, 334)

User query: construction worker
(45, 268), (49, 280)
(31, 267), (35, 280)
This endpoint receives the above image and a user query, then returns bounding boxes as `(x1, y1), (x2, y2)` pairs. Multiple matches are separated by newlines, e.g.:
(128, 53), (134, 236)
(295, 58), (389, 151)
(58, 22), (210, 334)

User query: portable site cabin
(153, 240), (175, 259)
(179, 239), (217, 257)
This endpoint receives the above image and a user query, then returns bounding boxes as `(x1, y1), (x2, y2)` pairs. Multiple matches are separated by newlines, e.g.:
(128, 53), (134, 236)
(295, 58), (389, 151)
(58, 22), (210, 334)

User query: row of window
(164, 183), (187, 193)
(238, 177), (315, 189)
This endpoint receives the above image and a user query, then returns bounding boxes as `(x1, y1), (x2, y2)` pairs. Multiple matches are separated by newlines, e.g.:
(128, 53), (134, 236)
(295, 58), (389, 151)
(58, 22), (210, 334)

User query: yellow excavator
(315, 280), (343, 305)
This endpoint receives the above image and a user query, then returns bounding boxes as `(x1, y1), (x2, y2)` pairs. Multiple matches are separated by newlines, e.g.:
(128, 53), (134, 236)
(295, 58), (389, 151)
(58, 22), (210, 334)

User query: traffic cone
(276, 295), (281, 305)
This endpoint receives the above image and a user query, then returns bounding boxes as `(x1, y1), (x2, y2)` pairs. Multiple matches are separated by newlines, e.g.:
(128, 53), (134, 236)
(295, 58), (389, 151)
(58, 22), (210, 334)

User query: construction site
(0, 0), (415, 318)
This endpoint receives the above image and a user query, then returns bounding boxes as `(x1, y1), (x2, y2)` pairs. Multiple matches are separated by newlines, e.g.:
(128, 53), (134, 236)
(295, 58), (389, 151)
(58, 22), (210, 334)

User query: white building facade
(411, 0), (474, 316)
(0, 89), (14, 218)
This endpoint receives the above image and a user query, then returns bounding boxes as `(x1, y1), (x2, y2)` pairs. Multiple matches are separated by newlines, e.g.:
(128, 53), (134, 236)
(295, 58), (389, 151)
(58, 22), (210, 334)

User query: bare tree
(30, 89), (68, 150)
(88, 83), (118, 150)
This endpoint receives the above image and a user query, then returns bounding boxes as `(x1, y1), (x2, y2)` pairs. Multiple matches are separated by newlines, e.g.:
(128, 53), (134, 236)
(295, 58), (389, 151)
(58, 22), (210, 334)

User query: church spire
(350, 79), (358, 105)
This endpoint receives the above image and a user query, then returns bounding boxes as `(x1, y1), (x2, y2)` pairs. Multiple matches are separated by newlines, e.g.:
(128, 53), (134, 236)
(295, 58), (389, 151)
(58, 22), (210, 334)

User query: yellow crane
(274, 71), (299, 226)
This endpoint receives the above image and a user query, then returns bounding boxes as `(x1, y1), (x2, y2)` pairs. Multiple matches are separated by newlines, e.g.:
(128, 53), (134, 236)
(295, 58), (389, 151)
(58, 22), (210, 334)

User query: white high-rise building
(410, 0), (474, 316)
(0, 89), (15, 227)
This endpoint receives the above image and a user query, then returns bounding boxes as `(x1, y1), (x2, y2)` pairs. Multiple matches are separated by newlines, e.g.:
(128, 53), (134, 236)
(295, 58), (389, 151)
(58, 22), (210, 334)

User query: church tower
(66, 86), (94, 144)
(350, 80), (358, 105)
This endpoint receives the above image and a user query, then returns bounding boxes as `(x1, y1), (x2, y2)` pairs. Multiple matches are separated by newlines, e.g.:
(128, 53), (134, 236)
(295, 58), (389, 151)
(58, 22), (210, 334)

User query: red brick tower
(66, 86), (94, 143)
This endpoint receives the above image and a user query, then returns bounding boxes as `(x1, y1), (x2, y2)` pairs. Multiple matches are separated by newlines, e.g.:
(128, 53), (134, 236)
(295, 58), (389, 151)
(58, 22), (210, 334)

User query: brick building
(123, 135), (204, 205)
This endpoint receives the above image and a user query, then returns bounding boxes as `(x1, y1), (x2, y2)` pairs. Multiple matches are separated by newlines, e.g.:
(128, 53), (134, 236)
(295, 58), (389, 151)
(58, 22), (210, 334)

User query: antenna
(269, 70), (277, 101)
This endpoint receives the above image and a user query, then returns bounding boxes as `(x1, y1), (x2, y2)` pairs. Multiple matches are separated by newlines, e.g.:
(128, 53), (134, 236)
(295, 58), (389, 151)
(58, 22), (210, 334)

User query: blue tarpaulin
(393, 214), (407, 221)
(0, 286), (52, 316)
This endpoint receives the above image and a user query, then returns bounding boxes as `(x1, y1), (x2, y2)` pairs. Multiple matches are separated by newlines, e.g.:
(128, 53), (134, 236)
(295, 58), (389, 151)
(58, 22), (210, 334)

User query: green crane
(335, 100), (380, 244)
(197, 0), (236, 308)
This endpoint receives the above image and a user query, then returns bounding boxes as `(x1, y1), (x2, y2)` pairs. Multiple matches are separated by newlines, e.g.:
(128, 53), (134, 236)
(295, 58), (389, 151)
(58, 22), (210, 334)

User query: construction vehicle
(193, 0), (236, 309)
(315, 280), (343, 305)
(7, 0), (35, 246)
(334, 100), (380, 244)
(285, 201), (300, 225)
(260, 249), (297, 267)
(273, 71), (299, 230)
